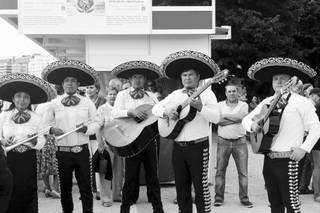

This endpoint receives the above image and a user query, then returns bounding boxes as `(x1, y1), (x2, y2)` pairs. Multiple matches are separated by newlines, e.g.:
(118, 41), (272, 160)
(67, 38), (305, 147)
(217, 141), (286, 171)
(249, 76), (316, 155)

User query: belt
(89, 134), (97, 141)
(219, 136), (244, 142)
(267, 151), (292, 159)
(175, 137), (208, 147)
(12, 145), (32, 153)
(57, 144), (88, 153)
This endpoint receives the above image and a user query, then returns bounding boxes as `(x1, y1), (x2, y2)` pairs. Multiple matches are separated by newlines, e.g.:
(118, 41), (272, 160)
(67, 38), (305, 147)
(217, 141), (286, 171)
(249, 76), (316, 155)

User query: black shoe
(299, 188), (314, 194)
(241, 200), (253, 208)
(213, 200), (224, 207)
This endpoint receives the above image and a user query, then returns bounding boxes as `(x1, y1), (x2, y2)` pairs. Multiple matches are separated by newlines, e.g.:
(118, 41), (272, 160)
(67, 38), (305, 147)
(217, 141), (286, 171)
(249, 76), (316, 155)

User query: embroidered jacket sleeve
(198, 88), (220, 124)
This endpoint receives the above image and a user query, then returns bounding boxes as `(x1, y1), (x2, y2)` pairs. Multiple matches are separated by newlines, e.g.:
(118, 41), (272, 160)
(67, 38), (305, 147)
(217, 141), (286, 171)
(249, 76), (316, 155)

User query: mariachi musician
(42, 60), (100, 213)
(110, 61), (164, 213)
(152, 50), (221, 213)
(242, 58), (320, 213)
(0, 73), (55, 213)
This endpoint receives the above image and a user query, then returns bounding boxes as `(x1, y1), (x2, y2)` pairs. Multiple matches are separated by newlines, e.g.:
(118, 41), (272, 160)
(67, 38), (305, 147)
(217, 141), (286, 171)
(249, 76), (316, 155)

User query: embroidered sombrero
(248, 57), (316, 82)
(161, 50), (220, 80)
(0, 73), (56, 104)
(42, 59), (99, 86)
(112, 61), (161, 80)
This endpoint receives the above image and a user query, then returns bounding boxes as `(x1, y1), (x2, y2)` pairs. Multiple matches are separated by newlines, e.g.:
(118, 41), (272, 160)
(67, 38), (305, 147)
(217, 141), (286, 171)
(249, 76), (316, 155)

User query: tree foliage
(213, 0), (320, 79)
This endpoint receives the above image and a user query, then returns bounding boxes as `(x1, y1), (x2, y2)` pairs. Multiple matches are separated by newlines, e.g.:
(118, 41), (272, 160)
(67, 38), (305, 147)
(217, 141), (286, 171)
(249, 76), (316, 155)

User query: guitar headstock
(209, 69), (229, 85)
(280, 76), (298, 95)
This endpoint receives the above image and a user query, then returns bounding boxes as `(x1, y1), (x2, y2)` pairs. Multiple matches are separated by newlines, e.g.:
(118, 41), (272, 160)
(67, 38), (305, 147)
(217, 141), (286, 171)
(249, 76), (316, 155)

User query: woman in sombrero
(242, 57), (320, 213)
(0, 73), (54, 213)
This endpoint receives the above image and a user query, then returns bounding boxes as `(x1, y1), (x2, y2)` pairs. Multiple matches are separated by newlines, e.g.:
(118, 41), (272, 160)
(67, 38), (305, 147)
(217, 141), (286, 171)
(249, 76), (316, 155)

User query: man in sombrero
(110, 60), (164, 213)
(152, 50), (221, 213)
(42, 60), (100, 213)
(242, 57), (320, 213)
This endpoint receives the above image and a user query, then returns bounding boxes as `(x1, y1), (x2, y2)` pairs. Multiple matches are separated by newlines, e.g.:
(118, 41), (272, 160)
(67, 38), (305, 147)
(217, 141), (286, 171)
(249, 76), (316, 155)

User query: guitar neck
(262, 93), (282, 123)
(180, 80), (213, 109)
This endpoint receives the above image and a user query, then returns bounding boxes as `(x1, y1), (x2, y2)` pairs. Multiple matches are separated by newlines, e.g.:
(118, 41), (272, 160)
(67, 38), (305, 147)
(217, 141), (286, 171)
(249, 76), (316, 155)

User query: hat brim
(163, 58), (215, 80)
(253, 66), (313, 82)
(248, 57), (316, 82)
(46, 67), (96, 86)
(116, 68), (160, 80)
(161, 50), (220, 80)
(112, 61), (161, 80)
(42, 60), (99, 86)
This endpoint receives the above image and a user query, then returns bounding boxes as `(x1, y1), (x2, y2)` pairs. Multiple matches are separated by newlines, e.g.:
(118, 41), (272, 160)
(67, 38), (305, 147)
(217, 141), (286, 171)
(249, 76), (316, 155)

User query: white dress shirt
(43, 93), (100, 147)
(242, 93), (320, 152)
(218, 100), (248, 139)
(0, 109), (45, 150)
(112, 87), (158, 119)
(152, 87), (220, 142)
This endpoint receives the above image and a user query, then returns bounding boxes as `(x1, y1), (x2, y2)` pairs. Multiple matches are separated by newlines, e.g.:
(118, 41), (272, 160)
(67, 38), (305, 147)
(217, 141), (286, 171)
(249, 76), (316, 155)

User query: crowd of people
(0, 51), (319, 213)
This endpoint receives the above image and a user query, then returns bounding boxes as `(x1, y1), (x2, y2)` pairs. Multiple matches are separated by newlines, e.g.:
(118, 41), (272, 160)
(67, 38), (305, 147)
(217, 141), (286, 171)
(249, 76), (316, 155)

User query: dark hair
(309, 88), (320, 97)
(303, 83), (313, 92)
(93, 82), (101, 92)
(54, 85), (64, 95)
(6, 103), (32, 111)
(225, 83), (239, 90)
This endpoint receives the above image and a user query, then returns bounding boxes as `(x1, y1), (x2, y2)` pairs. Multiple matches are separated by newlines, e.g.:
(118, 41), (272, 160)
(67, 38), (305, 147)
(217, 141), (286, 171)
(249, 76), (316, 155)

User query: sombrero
(248, 57), (316, 82)
(0, 73), (56, 104)
(161, 50), (220, 79)
(42, 59), (99, 86)
(112, 61), (161, 80)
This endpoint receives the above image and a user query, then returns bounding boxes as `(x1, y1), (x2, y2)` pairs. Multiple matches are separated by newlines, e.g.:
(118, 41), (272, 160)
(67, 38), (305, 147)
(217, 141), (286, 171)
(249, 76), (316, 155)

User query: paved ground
(38, 140), (320, 213)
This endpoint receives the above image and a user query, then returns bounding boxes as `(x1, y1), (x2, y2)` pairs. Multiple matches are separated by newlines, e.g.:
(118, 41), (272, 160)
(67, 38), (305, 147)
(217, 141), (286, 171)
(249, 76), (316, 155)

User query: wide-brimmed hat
(112, 61), (161, 80)
(0, 73), (56, 104)
(42, 59), (99, 86)
(161, 50), (220, 80)
(248, 57), (316, 82)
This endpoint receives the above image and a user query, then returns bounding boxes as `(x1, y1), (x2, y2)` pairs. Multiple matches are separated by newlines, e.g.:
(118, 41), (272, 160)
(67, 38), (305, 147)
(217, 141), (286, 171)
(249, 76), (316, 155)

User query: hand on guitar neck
(127, 108), (148, 123)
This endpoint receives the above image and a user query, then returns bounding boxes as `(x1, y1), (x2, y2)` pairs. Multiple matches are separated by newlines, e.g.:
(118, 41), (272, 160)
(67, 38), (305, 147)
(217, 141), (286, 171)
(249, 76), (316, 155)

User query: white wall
(86, 34), (210, 71)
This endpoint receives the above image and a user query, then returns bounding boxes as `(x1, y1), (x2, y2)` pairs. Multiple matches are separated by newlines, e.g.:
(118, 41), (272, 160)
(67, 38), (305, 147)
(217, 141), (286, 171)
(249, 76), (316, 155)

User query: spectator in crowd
(308, 88), (320, 202)
(249, 96), (261, 111)
(109, 78), (123, 91)
(214, 83), (253, 208)
(97, 87), (124, 206)
(298, 83), (315, 195)
(86, 83), (107, 200)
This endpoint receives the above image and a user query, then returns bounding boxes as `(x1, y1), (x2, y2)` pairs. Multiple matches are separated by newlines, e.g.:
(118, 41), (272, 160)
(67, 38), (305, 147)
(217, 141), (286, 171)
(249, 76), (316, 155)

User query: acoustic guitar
(249, 76), (298, 154)
(158, 70), (229, 139)
(103, 104), (158, 158)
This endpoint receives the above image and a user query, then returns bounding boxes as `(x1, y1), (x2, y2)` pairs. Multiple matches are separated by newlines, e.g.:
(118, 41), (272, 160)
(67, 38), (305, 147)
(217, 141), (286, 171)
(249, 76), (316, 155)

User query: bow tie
(183, 88), (196, 97)
(129, 89), (145, 99)
(61, 95), (80, 107)
(12, 111), (31, 124)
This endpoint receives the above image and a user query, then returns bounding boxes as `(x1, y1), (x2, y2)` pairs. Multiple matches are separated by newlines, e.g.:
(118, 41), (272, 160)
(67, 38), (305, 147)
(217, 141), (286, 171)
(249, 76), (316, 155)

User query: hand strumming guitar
(163, 108), (179, 121)
(127, 108), (148, 121)
(251, 121), (262, 133)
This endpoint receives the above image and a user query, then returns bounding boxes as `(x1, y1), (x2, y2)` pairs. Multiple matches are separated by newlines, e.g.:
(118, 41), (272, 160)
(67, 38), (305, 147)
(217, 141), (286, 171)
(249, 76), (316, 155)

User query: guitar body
(249, 104), (281, 154)
(103, 104), (158, 158)
(158, 105), (197, 139)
